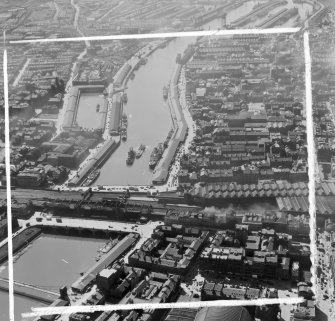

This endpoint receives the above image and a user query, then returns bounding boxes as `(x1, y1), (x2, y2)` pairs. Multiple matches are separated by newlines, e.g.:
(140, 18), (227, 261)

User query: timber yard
(1, 0), (335, 321)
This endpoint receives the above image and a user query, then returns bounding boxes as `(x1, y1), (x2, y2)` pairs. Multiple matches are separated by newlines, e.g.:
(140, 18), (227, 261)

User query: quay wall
(68, 138), (120, 186)
(114, 63), (132, 87)
(71, 233), (139, 293)
(0, 227), (42, 264)
(152, 61), (188, 185)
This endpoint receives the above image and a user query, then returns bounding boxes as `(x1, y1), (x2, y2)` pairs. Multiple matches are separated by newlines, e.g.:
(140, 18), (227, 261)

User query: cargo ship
(149, 143), (164, 169)
(135, 144), (146, 158)
(82, 169), (100, 187)
(96, 238), (119, 261)
(163, 86), (169, 99)
(126, 147), (136, 165)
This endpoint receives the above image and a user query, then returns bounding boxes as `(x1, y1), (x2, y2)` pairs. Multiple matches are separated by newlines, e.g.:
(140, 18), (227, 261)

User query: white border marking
(304, 31), (317, 296)
(23, 297), (304, 318)
(10, 28), (301, 44)
(3, 41), (15, 321)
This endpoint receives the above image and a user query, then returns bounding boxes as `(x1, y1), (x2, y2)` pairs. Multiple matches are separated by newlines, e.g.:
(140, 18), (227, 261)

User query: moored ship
(126, 147), (136, 165)
(135, 144), (146, 158)
(96, 104), (100, 112)
(149, 143), (164, 169)
(83, 169), (100, 186)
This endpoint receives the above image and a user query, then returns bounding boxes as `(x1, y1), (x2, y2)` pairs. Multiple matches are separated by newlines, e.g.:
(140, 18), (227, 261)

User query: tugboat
(135, 144), (146, 158)
(163, 86), (169, 99)
(126, 147), (136, 165)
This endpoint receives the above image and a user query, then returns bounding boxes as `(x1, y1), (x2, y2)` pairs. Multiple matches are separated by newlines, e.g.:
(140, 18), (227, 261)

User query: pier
(0, 278), (59, 304)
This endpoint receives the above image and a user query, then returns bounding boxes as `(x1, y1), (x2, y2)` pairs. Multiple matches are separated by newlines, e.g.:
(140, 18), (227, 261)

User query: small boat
(96, 104), (100, 112)
(130, 73), (135, 80)
(136, 144), (146, 158)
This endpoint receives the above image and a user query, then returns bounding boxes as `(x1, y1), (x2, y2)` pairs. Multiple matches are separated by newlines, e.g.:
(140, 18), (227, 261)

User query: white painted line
(304, 31), (317, 296)
(23, 297), (304, 318)
(3, 31), (15, 321)
(10, 28), (301, 44)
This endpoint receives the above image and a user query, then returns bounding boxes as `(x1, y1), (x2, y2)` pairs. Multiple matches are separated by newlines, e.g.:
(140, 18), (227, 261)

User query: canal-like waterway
(94, 0), (312, 186)
(75, 92), (106, 130)
(0, 234), (108, 321)
(95, 14), (239, 186)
